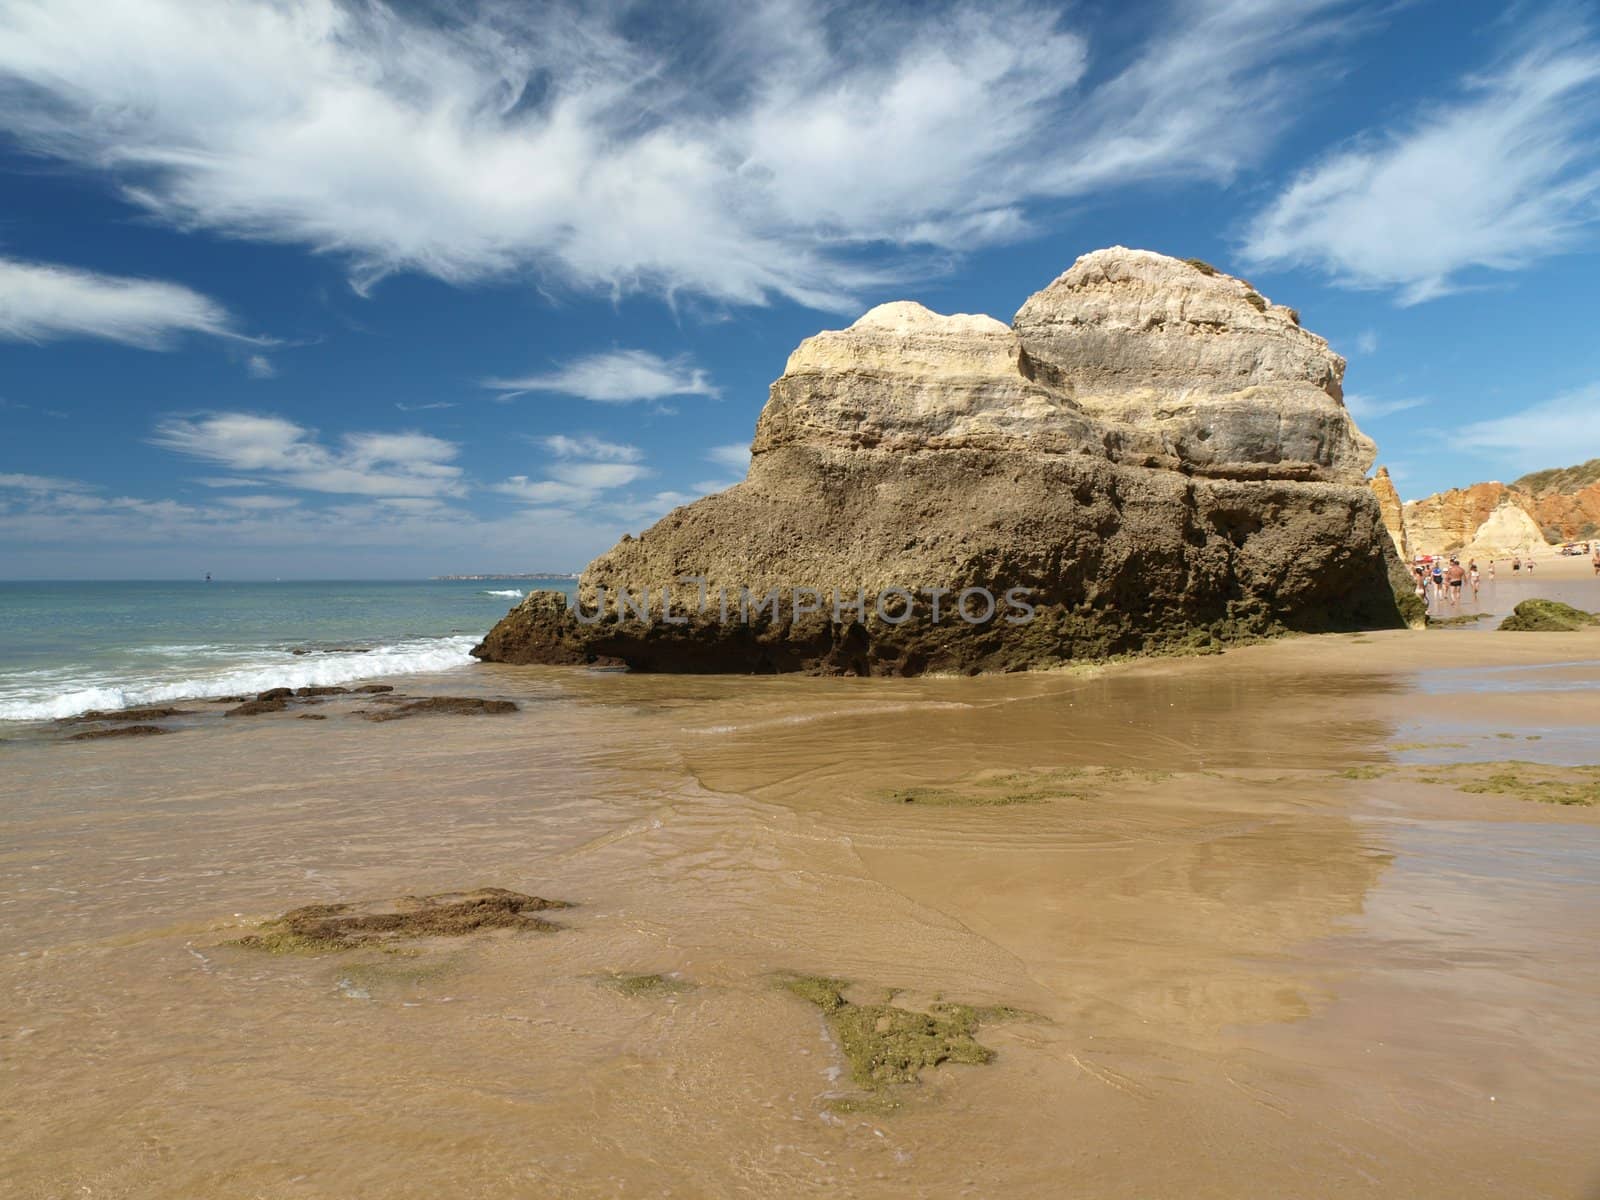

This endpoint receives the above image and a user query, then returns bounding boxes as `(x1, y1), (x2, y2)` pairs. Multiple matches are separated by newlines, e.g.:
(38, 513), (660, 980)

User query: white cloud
(546, 461), (647, 489)
(218, 494), (300, 510)
(395, 401), (457, 412)
(0, 0), (1370, 312)
(541, 434), (642, 462)
(0, 256), (240, 348)
(0, 472), (96, 493)
(491, 454), (647, 508)
(1355, 329), (1379, 355)
(488, 350), (718, 403)
(246, 353), (276, 378)
(151, 413), (465, 497)
(1455, 383), (1600, 472)
(705, 443), (751, 472)
(491, 476), (590, 506)
(603, 490), (702, 527)
(1344, 394), (1429, 421)
(1243, 21), (1600, 304)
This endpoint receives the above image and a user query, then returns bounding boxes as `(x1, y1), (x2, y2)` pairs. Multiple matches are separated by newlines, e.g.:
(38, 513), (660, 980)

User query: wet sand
(3, 624), (1600, 1197)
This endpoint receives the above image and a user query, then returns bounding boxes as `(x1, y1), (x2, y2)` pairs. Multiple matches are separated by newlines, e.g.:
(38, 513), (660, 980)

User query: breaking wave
(0, 635), (481, 722)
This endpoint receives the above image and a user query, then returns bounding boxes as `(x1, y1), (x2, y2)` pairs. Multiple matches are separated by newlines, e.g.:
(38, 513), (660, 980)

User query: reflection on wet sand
(2, 629), (1599, 1197)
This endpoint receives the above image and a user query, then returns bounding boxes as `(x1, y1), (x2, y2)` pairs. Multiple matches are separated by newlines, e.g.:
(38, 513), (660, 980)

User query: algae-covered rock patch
(1427, 612), (1491, 628)
(883, 766), (1168, 807)
(780, 975), (1026, 1095)
(363, 697), (519, 721)
(1340, 759), (1598, 806)
(1451, 763), (1600, 807)
(67, 723), (171, 741)
(63, 705), (194, 724)
(1339, 765), (1389, 780)
(599, 972), (694, 997)
(1498, 600), (1599, 632)
(235, 887), (571, 953)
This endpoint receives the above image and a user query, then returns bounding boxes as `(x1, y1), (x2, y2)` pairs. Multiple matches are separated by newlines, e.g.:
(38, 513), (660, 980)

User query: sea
(0, 578), (577, 722)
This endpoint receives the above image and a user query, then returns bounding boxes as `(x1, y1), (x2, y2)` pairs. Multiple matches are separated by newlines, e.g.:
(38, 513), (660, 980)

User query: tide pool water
(0, 579), (574, 721)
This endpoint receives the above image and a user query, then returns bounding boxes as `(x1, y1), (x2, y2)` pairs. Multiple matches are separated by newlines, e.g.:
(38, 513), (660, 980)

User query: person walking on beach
(1446, 558), (1465, 606)
(1593, 547), (1600, 576)
(1527, 557), (1535, 576)
(1469, 561), (1481, 599)
(1489, 559), (1497, 580)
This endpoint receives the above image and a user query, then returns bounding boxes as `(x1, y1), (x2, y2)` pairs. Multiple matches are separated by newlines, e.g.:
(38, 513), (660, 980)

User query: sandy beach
(4, 601), (1599, 1199)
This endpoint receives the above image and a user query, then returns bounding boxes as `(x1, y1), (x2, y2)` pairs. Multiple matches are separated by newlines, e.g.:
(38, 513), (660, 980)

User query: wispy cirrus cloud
(151, 413), (465, 498)
(1243, 16), (1600, 304)
(1344, 393), (1429, 422)
(1454, 383), (1600, 472)
(487, 350), (718, 403)
(0, 471), (97, 493)
(0, 256), (243, 348)
(704, 444), (751, 472)
(540, 434), (642, 462)
(0, 0), (1372, 312)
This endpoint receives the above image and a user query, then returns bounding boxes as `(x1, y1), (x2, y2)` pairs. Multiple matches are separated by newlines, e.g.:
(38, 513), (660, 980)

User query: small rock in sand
(64, 705), (193, 724)
(363, 697), (518, 721)
(226, 698), (288, 717)
(68, 724), (170, 741)
(234, 887), (570, 952)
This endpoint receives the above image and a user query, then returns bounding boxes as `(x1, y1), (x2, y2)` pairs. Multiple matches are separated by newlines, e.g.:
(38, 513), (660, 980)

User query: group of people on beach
(1412, 545), (1600, 608)
(1413, 557), (1480, 607)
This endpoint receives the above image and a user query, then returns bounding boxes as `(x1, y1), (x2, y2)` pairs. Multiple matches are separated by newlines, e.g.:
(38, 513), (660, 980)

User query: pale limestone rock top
(757, 247), (1375, 484)
(784, 300), (1020, 379)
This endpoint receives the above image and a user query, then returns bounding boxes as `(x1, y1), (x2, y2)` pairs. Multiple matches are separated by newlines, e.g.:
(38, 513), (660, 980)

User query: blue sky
(2, 0), (1599, 579)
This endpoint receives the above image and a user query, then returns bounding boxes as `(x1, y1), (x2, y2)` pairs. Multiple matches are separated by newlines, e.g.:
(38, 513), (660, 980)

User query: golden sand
(2, 626), (1599, 1197)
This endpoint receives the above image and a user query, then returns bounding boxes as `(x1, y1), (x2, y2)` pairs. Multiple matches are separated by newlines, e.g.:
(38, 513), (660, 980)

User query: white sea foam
(482, 589), (524, 598)
(0, 634), (482, 722)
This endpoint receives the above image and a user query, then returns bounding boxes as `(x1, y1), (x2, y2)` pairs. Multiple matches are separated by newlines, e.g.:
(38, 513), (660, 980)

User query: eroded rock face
(1370, 467), (1410, 561)
(1011, 251), (1371, 483)
(474, 248), (1408, 675)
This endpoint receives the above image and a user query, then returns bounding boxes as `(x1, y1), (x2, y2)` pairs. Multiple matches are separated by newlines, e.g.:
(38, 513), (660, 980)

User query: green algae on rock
(1498, 600), (1600, 632)
(234, 888), (570, 953)
(780, 975), (1025, 1093)
(599, 972), (694, 997)
(883, 765), (1167, 807)
(1426, 612), (1491, 628)
(1453, 764), (1600, 807)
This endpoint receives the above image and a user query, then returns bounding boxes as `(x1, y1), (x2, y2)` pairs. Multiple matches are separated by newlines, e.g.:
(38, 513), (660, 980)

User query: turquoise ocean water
(0, 579), (576, 722)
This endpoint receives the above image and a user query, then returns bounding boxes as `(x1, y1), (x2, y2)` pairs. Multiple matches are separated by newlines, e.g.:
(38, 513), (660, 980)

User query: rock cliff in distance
(1399, 458), (1600, 558)
(476, 248), (1410, 675)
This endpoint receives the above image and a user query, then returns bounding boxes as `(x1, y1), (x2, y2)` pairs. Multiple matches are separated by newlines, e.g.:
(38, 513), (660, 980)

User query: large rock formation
(1462, 498), (1552, 559)
(476, 248), (1409, 675)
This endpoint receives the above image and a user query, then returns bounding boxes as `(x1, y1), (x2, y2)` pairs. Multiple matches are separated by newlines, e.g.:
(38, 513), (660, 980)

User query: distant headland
(433, 573), (579, 581)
